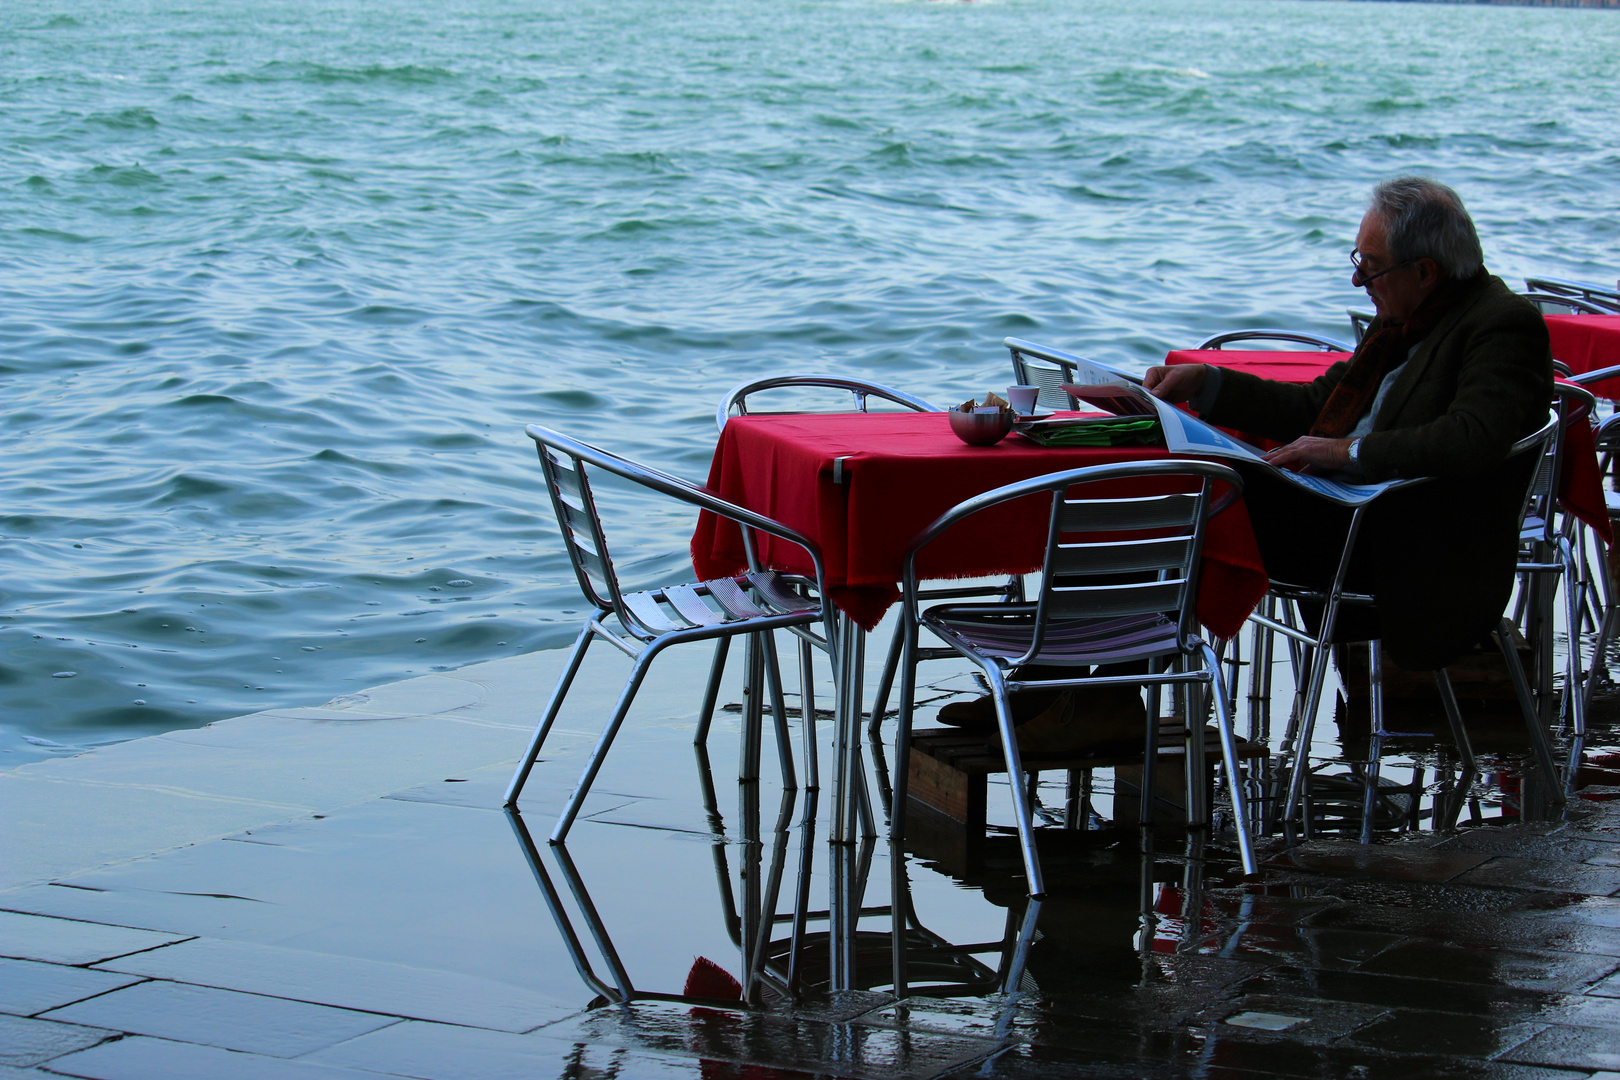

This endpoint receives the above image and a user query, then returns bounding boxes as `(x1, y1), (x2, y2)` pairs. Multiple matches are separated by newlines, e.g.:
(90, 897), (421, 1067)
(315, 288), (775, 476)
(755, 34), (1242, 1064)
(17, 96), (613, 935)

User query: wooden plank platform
(906, 719), (1264, 833)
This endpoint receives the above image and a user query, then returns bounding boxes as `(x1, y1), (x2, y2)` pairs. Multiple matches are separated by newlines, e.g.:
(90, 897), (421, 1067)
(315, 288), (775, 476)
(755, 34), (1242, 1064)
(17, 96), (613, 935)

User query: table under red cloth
(1545, 314), (1620, 401)
(1165, 347), (1612, 543)
(691, 412), (1269, 640)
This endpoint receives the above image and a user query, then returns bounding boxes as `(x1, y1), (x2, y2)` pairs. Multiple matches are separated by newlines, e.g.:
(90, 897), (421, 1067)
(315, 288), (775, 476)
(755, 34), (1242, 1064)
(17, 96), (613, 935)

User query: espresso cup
(1007, 385), (1039, 414)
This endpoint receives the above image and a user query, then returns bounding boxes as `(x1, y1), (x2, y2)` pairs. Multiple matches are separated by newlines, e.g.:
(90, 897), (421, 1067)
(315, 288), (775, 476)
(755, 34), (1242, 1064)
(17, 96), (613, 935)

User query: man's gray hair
(1369, 176), (1484, 280)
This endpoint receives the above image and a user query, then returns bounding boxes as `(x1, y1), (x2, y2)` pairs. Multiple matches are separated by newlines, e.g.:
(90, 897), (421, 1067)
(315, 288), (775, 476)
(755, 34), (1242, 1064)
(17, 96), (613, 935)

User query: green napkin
(1020, 416), (1162, 447)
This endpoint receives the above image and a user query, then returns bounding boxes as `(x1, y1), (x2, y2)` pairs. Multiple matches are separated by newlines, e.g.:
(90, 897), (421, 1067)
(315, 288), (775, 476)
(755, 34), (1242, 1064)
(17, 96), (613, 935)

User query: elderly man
(1145, 176), (1553, 670)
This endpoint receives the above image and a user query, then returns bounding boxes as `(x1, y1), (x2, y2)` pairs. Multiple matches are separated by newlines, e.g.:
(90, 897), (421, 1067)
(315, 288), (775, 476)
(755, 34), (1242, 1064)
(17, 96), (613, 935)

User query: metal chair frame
(1252, 417), (1563, 838)
(1005, 337), (1111, 412)
(1348, 308), (1376, 344)
(717, 374), (941, 432)
(1512, 383), (1597, 743)
(1524, 292), (1613, 317)
(890, 460), (1259, 898)
(1195, 329), (1355, 353)
(505, 425), (834, 843)
(1525, 276), (1620, 314)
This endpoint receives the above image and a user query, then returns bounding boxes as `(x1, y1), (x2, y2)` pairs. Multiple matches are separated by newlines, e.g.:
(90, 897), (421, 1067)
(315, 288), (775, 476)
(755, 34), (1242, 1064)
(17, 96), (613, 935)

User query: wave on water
(2, 0), (1618, 763)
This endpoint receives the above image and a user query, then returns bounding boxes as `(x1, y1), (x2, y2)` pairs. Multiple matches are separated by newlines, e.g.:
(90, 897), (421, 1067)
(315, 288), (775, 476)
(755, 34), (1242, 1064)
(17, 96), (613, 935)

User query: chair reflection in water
(505, 425), (833, 842)
(506, 744), (1040, 1010)
(891, 460), (1261, 900)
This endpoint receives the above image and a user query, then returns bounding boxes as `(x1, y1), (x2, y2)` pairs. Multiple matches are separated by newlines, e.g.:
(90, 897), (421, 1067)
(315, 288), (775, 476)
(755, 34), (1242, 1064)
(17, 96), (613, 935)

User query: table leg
(832, 613), (866, 846)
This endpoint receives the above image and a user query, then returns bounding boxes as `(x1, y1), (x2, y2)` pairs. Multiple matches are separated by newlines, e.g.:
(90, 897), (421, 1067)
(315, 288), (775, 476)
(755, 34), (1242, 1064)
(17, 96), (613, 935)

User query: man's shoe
(933, 664), (1082, 731)
(1014, 684), (1146, 757)
(936, 686), (1064, 730)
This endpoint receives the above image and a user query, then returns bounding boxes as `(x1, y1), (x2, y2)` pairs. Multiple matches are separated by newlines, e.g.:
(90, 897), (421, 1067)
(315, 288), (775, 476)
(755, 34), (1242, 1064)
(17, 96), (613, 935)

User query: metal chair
(890, 460), (1259, 898)
(1525, 276), (1620, 314)
(1513, 383), (1597, 742)
(1348, 309), (1376, 344)
(1524, 292), (1614, 317)
(717, 374), (941, 431)
(1251, 416), (1563, 840)
(1006, 337), (1106, 412)
(717, 375), (948, 789)
(1195, 329), (1354, 353)
(505, 425), (834, 842)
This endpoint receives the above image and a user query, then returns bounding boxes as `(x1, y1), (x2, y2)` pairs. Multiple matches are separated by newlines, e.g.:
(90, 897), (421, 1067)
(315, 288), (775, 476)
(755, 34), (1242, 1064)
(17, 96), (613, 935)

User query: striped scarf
(1309, 269), (1485, 439)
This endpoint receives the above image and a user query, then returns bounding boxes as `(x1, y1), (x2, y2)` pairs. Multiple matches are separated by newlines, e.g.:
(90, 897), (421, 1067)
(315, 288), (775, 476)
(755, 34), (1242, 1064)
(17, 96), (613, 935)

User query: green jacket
(1204, 274), (1554, 669)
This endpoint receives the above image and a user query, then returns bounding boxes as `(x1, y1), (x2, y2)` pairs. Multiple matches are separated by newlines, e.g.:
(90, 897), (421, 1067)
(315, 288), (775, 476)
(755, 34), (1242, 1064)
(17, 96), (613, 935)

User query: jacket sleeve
(1200, 360), (1352, 444)
(1355, 300), (1552, 482)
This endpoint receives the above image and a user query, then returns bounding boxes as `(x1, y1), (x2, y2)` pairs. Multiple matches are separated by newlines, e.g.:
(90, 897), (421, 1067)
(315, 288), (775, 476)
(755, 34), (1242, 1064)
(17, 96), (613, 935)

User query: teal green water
(3, 0), (1617, 762)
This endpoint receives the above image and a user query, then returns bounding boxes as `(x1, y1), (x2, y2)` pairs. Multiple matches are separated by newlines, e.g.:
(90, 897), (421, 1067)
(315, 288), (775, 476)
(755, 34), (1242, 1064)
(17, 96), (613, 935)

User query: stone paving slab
(0, 911), (187, 967)
(40, 980), (400, 1058)
(92, 938), (575, 1033)
(43, 1035), (406, 1080)
(0, 960), (143, 1018)
(0, 1014), (115, 1069)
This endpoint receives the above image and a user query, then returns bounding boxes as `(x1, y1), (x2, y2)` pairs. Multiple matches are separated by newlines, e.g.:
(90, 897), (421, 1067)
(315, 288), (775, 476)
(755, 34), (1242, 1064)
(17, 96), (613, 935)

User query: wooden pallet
(906, 719), (1263, 834)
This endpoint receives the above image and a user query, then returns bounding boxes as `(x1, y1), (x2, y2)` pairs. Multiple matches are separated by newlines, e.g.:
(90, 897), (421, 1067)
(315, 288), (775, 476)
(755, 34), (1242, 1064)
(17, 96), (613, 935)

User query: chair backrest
(1525, 276), (1620, 314)
(1195, 329), (1354, 353)
(526, 424), (825, 638)
(1004, 337), (1094, 412)
(1524, 292), (1611, 316)
(1523, 384), (1595, 543)
(904, 460), (1241, 661)
(1348, 308), (1375, 343)
(717, 375), (940, 432)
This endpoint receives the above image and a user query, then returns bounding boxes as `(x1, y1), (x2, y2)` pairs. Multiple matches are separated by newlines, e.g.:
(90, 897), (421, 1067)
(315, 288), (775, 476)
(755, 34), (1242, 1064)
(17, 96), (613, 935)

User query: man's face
(1353, 210), (1436, 321)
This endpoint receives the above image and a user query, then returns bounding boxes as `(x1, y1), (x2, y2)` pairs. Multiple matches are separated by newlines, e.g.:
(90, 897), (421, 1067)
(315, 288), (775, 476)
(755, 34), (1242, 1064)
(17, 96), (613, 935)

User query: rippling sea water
(2, 0), (1617, 763)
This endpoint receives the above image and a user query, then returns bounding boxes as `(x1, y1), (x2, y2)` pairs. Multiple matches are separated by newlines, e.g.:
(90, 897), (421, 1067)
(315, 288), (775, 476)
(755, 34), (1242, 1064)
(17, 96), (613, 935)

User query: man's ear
(1414, 257), (1443, 289)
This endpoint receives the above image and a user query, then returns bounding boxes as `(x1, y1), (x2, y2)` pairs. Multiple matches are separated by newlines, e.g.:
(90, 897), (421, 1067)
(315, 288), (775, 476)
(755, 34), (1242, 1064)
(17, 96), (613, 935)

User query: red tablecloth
(1163, 348), (1351, 384)
(691, 412), (1269, 639)
(1545, 314), (1620, 401)
(1165, 348), (1611, 543)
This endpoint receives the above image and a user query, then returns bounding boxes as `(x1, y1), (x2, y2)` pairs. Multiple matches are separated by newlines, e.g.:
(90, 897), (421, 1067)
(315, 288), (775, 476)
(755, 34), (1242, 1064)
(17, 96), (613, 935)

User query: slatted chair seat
(924, 609), (1182, 667)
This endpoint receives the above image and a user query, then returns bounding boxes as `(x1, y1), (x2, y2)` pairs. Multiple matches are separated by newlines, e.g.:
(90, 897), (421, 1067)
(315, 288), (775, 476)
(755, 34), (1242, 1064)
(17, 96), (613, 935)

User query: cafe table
(1545, 313), (1620, 400)
(1164, 347), (1611, 543)
(690, 410), (1271, 846)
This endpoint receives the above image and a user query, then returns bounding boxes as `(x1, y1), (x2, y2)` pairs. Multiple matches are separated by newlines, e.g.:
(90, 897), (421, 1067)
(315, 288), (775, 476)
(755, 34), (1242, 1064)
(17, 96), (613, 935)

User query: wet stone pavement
(4, 640), (1620, 1079)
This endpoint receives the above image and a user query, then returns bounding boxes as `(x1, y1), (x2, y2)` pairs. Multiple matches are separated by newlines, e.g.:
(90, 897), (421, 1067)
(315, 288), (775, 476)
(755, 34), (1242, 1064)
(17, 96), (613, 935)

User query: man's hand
(1144, 364), (1207, 403)
(1263, 436), (1355, 473)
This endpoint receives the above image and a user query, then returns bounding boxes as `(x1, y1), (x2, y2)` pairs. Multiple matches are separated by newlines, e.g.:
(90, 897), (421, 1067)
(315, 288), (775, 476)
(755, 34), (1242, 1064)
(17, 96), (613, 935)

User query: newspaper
(1053, 355), (1398, 506)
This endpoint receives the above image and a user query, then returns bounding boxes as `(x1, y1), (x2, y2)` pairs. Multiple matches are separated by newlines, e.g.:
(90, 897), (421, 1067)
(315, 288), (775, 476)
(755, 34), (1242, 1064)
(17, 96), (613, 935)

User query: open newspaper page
(1054, 355), (1399, 507)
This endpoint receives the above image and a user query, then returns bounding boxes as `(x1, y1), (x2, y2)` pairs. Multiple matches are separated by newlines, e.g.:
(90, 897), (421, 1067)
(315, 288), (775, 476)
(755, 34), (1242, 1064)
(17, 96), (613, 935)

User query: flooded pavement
(4, 635), (1620, 1079)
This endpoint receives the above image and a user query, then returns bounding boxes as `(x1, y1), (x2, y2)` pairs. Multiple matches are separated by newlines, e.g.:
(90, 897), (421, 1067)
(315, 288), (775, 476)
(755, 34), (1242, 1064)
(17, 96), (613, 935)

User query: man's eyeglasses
(1350, 248), (1414, 286)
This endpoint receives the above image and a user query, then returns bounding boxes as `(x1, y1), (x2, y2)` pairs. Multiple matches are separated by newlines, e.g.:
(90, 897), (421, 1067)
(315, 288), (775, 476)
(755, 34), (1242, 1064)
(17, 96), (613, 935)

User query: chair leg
(1432, 668), (1475, 831)
(889, 616), (921, 841)
(867, 619), (905, 738)
(799, 637), (821, 791)
(985, 663), (1046, 898)
(552, 647), (660, 843)
(1560, 536), (1588, 739)
(761, 631), (799, 792)
(1184, 658), (1209, 828)
(1141, 666), (1162, 827)
(505, 624), (595, 807)
(694, 635), (732, 748)
(1493, 617), (1564, 798)
(1201, 642), (1257, 875)
(1360, 643), (1384, 845)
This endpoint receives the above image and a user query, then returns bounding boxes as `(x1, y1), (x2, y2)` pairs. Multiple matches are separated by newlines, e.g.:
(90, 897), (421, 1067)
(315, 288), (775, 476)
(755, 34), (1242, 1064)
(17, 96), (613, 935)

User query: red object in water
(684, 955), (742, 1000)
